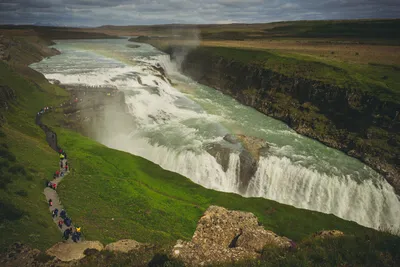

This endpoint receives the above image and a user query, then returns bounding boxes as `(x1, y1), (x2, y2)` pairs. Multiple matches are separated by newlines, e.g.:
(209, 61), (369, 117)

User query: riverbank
(138, 39), (400, 195)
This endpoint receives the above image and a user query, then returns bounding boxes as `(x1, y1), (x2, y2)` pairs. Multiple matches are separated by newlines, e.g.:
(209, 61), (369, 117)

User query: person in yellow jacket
(60, 153), (65, 160)
(76, 227), (81, 233)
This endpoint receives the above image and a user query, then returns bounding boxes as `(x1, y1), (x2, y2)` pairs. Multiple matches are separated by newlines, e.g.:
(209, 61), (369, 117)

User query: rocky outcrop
(205, 134), (269, 193)
(0, 243), (44, 267)
(205, 143), (233, 172)
(157, 45), (400, 195)
(171, 206), (291, 266)
(46, 241), (104, 262)
(235, 134), (269, 160)
(0, 35), (12, 61)
(0, 85), (16, 125)
(104, 239), (144, 253)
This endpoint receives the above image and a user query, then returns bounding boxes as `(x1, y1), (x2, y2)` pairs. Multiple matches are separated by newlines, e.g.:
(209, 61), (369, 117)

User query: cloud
(0, 0), (399, 26)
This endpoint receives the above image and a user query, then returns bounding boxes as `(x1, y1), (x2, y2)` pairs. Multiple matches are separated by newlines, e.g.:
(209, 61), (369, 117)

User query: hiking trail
(35, 108), (79, 242)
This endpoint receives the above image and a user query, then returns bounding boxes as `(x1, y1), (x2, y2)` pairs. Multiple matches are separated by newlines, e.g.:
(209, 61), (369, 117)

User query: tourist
(64, 217), (72, 227)
(52, 183), (57, 190)
(56, 170), (60, 177)
(60, 209), (66, 219)
(65, 163), (68, 172)
(58, 219), (63, 229)
(72, 232), (78, 242)
(54, 208), (59, 217)
(48, 199), (53, 207)
(63, 228), (71, 240)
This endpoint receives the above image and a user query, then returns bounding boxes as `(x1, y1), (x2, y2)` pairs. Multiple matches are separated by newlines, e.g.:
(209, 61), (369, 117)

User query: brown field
(200, 40), (400, 66)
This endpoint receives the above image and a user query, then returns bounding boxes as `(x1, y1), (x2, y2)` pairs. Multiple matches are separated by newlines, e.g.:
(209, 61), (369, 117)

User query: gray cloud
(0, 0), (399, 26)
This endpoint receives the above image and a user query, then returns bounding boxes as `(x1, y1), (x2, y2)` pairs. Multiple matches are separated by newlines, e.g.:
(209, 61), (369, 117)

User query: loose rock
(46, 241), (104, 262)
(105, 239), (143, 253)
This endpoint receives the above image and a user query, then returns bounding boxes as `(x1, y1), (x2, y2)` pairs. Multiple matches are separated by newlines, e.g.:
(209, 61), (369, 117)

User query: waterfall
(30, 38), (400, 234)
(247, 156), (400, 231)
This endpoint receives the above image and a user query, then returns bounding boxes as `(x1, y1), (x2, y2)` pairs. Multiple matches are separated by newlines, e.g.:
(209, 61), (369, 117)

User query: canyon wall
(162, 46), (400, 194)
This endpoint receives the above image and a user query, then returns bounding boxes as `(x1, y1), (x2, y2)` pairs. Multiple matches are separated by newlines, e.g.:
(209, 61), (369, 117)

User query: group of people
(45, 145), (82, 243)
(37, 106), (52, 116)
(63, 226), (82, 242)
(38, 104), (83, 243)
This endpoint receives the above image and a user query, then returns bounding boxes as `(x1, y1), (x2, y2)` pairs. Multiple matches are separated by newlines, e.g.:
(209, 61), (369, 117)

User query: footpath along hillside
(35, 106), (81, 243)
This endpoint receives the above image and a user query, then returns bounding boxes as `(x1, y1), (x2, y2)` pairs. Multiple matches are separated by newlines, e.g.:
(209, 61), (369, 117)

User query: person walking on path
(52, 208), (59, 218)
(58, 219), (63, 229)
(48, 199), (53, 207)
(60, 209), (66, 219)
(63, 228), (71, 240)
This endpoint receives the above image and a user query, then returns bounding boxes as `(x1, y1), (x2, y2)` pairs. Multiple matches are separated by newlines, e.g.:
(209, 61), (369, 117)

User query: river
(31, 38), (400, 233)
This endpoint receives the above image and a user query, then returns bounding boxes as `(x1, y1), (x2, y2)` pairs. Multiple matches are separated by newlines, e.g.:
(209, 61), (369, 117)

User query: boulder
(223, 134), (240, 144)
(172, 240), (258, 266)
(171, 206), (291, 266)
(236, 228), (291, 253)
(105, 239), (143, 253)
(46, 241), (104, 262)
(313, 230), (344, 239)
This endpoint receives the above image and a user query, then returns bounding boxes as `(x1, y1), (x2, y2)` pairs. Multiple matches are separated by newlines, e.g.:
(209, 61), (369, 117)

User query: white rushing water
(31, 38), (400, 233)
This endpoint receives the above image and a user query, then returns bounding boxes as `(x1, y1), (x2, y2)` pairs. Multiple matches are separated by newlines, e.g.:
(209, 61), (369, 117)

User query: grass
(199, 39), (400, 67)
(228, 232), (400, 267)
(42, 119), (384, 246)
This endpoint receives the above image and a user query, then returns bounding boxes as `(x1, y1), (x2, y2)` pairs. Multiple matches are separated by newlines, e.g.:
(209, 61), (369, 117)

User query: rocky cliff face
(0, 85), (16, 125)
(162, 46), (400, 195)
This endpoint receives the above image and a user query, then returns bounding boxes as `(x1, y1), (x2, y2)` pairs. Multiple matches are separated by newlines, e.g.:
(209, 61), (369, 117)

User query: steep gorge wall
(163, 46), (400, 194)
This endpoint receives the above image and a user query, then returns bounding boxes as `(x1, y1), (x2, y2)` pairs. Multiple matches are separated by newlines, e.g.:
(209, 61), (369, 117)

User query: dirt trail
(43, 159), (72, 234)
(35, 109), (79, 242)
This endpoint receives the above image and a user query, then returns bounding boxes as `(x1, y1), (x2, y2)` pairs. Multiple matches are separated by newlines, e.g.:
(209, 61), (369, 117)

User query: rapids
(31, 38), (400, 233)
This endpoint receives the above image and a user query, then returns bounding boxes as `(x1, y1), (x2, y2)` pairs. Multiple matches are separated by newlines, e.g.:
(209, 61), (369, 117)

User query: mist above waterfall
(164, 27), (200, 70)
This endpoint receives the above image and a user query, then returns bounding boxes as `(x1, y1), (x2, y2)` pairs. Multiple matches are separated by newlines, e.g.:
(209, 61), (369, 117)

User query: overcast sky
(0, 0), (399, 26)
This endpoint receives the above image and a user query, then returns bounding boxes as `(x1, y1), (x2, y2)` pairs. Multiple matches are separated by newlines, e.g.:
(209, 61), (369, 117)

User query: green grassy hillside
(0, 61), (69, 251)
